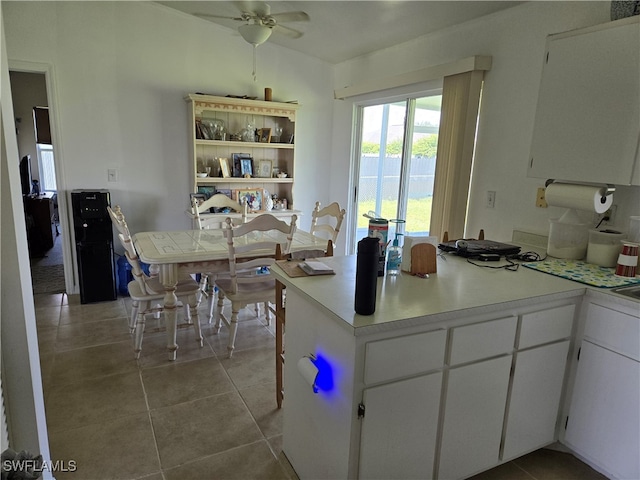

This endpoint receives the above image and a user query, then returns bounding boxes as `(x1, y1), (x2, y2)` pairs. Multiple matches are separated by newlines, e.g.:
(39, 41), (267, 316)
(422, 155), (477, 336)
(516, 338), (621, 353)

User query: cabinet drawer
(450, 316), (517, 365)
(519, 304), (575, 349)
(364, 330), (446, 385)
(585, 303), (639, 361)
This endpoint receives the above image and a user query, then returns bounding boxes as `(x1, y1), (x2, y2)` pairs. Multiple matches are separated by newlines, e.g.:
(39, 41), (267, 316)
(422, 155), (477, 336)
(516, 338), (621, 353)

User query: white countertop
(273, 253), (590, 335)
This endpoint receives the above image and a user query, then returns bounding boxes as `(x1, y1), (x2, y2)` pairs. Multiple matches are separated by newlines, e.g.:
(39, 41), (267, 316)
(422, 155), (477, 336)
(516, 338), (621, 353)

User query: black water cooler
(71, 190), (117, 304)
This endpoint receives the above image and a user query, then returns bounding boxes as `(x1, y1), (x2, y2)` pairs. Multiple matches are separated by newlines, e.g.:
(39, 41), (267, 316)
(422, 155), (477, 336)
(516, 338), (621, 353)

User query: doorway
(10, 70), (66, 294)
(352, 93), (442, 249)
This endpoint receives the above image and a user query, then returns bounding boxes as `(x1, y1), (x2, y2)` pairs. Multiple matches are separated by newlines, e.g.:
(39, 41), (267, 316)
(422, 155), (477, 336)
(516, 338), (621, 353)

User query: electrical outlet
(594, 204), (618, 227)
(486, 190), (496, 209)
(536, 187), (547, 208)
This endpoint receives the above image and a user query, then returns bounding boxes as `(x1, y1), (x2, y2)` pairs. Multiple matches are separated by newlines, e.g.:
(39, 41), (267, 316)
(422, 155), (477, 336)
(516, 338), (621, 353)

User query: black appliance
(71, 190), (117, 304)
(19, 155), (32, 196)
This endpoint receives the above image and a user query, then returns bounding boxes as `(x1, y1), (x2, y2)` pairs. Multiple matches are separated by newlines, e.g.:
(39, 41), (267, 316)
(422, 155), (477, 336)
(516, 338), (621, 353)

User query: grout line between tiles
(511, 460), (539, 480)
(138, 366), (165, 478)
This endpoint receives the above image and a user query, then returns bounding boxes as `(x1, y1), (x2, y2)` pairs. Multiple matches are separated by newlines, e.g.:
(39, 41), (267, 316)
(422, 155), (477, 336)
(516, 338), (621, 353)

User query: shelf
(187, 93), (298, 206)
(187, 93), (299, 121)
(195, 139), (294, 149)
(199, 209), (301, 218)
(196, 177), (293, 185)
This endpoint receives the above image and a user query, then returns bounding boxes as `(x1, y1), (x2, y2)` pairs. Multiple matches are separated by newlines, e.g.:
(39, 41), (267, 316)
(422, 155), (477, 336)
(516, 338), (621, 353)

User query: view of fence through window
(355, 95), (442, 241)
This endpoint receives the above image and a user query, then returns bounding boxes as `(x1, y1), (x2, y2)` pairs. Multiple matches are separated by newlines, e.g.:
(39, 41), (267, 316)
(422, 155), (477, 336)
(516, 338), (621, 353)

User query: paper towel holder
(297, 354), (319, 393)
(545, 179), (615, 198)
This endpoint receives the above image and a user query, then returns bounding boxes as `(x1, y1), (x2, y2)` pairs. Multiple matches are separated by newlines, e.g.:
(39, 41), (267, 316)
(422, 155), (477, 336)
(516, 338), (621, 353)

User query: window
(37, 143), (56, 192)
(354, 94), (442, 245)
(346, 70), (486, 253)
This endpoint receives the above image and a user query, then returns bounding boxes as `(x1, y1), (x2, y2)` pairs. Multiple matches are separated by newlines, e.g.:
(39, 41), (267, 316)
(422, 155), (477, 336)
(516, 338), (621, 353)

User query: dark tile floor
(34, 292), (608, 480)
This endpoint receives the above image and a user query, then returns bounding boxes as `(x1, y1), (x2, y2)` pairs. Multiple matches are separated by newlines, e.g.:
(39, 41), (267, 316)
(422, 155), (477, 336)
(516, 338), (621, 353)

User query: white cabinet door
(528, 17), (640, 185)
(503, 340), (570, 460)
(564, 341), (640, 480)
(359, 372), (442, 480)
(439, 355), (512, 480)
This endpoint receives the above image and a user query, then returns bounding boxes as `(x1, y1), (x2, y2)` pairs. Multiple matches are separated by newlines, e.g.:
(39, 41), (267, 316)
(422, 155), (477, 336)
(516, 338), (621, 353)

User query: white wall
(331, 1), (640, 244)
(3, 1), (334, 237)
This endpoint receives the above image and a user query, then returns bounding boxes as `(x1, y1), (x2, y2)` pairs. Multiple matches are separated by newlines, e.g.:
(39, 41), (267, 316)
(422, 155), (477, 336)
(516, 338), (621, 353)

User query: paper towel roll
(545, 183), (613, 214)
(297, 356), (319, 392)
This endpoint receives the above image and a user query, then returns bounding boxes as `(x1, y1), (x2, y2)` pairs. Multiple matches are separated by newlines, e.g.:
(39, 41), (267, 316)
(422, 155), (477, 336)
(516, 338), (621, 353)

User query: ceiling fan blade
(273, 23), (304, 39)
(195, 13), (244, 21)
(270, 11), (310, 23)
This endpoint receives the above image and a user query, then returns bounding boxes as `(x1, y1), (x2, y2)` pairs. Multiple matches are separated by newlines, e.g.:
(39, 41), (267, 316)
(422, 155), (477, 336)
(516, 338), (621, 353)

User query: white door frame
(9, 59), (75, 295)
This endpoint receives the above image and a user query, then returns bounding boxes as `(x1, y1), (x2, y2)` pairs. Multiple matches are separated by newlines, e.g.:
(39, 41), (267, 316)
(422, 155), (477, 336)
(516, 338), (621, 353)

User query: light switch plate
(107, 168), (118, 182)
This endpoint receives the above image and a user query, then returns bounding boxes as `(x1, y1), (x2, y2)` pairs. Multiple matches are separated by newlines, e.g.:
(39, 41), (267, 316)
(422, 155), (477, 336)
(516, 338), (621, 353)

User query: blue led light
(311, 354), (334, 392)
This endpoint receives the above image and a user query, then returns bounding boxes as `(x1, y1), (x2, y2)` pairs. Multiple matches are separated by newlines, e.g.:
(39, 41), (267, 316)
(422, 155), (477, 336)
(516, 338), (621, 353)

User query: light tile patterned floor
(34, 293), (607, 480)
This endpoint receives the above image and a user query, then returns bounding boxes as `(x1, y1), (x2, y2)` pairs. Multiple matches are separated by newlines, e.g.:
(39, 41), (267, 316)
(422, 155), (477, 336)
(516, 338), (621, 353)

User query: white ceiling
(156, 1), (525, 64)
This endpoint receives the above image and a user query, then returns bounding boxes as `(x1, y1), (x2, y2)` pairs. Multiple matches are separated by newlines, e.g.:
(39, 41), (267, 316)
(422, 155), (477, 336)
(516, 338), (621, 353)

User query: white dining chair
(108, 205), (203, 359)
(191, 194), (247, 230)
(309, 201), (346, 246)
(213, 213), (297, 358)
(191, 195), (248, 322)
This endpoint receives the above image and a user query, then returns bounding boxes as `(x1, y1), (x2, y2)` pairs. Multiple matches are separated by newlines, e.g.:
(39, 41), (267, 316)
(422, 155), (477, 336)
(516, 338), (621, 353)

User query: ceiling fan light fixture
(238, 23), (272, 46)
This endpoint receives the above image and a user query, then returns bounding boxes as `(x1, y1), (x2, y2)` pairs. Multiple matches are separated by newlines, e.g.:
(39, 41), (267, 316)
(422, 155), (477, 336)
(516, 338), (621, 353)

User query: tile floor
(34, 293), (608, 480)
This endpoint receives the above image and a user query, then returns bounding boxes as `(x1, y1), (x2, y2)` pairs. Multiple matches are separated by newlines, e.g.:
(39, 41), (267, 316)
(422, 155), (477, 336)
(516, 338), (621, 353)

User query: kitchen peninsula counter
(273, 253), (593, 480)
(273, 253), (585, 335)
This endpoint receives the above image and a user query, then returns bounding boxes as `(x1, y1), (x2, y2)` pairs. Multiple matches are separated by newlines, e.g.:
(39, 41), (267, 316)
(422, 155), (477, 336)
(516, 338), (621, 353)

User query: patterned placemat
(523, 259), (640, 288)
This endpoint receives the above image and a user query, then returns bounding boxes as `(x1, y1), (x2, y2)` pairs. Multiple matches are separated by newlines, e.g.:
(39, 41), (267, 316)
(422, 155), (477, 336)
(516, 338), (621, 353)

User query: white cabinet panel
(565, 340), (640, 480)
(528, 17), (640, 185)
(359, 373), (443, 479)
(449, 316), (516, 365)
(439, 355), (512, 480)
(503, 340), (570, 460)
(585, 303), (639, 361)
(519, 304), (574, 349)
(364, 330), (446, 385)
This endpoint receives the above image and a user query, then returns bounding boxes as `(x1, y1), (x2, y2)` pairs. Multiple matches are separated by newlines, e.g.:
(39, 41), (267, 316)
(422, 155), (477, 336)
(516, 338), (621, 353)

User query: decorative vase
(265, 195), (274, 211)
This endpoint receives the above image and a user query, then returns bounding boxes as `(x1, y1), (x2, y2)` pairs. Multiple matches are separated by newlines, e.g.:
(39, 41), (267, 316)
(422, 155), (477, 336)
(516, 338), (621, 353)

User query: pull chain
(252, 45), (257, 82)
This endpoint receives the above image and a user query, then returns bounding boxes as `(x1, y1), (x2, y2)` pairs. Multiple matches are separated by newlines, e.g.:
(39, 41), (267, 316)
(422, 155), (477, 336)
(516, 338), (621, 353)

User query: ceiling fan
(196, 2), (310, 47)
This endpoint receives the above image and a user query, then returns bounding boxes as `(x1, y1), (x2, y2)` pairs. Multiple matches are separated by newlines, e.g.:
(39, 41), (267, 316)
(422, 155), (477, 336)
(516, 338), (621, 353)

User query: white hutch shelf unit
(185, 93), (300, 224)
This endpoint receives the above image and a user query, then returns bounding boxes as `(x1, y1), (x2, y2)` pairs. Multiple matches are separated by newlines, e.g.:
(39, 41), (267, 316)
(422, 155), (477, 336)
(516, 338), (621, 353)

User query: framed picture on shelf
(235, 188), (263, 212)
(219, 157), (231, 178)
(258, 128), (271, 143)
(197, 185), (216, 199)
(216, 188), (232, 199)
(190, 193), (206, 208)
(258, 160), (273, 178)
(240, 157), (254, 177)
(232, 153), (252, 177)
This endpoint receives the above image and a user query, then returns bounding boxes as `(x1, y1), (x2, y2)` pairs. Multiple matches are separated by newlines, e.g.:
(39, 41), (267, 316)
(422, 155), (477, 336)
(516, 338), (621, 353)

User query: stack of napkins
(299, 260), (335, 276)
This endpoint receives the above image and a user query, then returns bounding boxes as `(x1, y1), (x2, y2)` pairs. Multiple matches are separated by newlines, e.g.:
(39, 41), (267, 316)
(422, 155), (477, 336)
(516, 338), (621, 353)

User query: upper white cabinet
(528, 17), (640, 185)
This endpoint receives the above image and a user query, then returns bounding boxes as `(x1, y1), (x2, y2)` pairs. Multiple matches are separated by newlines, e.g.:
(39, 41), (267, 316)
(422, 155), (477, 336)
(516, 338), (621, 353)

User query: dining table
(133, 227), (326, 360)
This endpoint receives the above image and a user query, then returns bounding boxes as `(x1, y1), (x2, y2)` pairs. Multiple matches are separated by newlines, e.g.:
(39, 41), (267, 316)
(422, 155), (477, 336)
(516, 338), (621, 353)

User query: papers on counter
(299, 260), (335, 276)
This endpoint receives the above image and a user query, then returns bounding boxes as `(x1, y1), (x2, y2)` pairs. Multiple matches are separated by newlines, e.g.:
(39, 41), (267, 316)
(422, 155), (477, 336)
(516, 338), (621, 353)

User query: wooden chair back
(309, 201), (346, 245)
(116, 232), (150, 293)
(192, 194), (247, 230)
(224, 213), (297, 294)
(107, 205), (131, 238)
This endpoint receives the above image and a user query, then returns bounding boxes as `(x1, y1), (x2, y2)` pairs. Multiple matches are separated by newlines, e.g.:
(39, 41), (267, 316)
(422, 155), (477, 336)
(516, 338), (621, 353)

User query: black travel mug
(355, 237), (379, 315)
